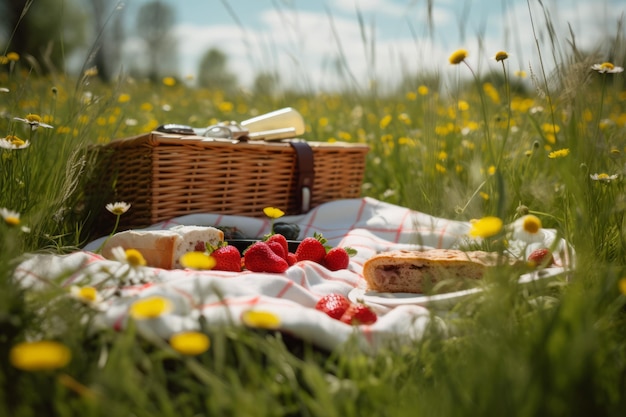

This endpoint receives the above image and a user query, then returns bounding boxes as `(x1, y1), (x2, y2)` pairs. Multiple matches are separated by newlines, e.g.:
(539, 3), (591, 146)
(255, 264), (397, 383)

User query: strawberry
(211, 245), (242, 272)
(323, 247), (350, 271)
(243, 241), (289, 273)
(315, 293), (351, 320)
(340, 303), (377, 326)
(266, 234), (289, 259)
(286, 252), (298, 266)
(267, 240), (287, 260)
(295, 236), (327, 263)
(527, 248), (554, 268)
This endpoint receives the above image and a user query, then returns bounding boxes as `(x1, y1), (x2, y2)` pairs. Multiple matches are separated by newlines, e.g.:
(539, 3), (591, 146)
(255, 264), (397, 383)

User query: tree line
(0, 0), (281, 94)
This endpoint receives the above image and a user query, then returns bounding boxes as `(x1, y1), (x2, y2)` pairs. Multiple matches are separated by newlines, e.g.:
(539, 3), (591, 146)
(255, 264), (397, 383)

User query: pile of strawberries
(315, 293), (377, 325)
(207, 232), (355, 273)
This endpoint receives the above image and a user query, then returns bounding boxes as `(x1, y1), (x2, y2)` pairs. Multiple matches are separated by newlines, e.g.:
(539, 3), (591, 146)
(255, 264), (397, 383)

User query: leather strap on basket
(288, 141), (314, 213)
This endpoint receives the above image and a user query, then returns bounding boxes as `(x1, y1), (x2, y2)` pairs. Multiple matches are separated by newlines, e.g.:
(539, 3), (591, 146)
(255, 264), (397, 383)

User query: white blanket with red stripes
(13, 198), (569, 352)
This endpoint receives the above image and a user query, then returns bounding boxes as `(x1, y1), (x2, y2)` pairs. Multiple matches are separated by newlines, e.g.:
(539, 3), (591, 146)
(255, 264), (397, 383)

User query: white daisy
(590, 173), (619, 182)
(511, 214), (545, 244)
(13, 114), (54, 130)
(591, 62), (624, 74)
(0, 136), (30, 149)
(105, 201), (131, 215)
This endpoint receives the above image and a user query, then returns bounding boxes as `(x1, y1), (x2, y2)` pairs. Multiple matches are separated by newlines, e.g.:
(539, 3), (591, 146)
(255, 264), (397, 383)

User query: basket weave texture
(89, 132), (369, 233)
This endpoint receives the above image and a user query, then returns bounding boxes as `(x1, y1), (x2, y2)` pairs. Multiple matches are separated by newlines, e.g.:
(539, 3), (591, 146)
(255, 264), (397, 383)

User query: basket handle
(289, 141), (314, 213)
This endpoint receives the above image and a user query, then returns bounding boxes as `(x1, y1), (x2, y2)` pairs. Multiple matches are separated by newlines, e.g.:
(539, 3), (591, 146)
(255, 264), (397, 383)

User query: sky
(115, 0), (626, 91)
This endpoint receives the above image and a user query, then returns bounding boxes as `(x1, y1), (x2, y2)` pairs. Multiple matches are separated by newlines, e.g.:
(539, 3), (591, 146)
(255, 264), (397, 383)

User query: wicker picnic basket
(87, 131), (369, 234)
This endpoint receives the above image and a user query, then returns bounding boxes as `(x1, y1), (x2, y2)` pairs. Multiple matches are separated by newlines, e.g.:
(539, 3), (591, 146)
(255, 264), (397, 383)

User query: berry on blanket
(210, 244), (243, 272)
(315, 293), (351, 320)
(295, 234), (328, 263)
(244, 241), (289, 273)
(340, 303), (378, 326)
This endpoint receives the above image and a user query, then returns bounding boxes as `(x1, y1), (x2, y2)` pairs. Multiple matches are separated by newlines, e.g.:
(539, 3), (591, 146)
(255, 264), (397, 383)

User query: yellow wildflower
(548, 148), (570, 159)
(10, 341), (71, 371)
(449, 49), (468, 65)
(494, 51), (509, 62)
(170, 331), (211, 355)
(469, 216), (503, 238)
(179, 252), (216, 270)
(162, 76), (177, 86)
(241, 310), (281, 329)
(263, 207), (285, 219)
(129, 296), (173, 320)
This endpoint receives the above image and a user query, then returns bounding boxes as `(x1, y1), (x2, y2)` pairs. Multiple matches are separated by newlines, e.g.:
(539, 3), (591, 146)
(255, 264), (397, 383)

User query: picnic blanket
(13, 197), (570, 352)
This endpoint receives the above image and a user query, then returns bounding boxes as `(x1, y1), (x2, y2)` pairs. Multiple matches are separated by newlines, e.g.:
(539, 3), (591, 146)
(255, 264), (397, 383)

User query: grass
(2, 1), (626, 416)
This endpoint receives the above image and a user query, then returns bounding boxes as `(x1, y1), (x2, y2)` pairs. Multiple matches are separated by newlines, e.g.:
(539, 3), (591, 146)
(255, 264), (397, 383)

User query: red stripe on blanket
(300, 205), (320, 237)
(275, 280), (294, 298)
(394, 209), (412, 243)
(437, 223), (449, 249)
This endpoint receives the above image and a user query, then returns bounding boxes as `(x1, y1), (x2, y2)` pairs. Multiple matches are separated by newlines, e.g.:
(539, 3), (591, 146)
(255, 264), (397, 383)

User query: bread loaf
(362, 249), (511, 294)
(101, 226), (224, 269)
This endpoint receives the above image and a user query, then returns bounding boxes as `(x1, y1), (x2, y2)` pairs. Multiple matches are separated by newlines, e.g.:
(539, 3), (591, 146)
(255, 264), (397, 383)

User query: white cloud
(119, 0), (626, 92)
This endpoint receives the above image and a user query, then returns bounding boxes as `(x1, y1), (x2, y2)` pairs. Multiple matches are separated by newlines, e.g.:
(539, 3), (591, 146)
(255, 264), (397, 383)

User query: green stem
(95, 213), (121, 254)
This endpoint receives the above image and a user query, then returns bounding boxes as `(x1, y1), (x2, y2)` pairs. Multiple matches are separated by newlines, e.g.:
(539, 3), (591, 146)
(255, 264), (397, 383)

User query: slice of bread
(101, 226), (224, 269)
(169, 225), (224, 268)
(362, 249), (510, 294)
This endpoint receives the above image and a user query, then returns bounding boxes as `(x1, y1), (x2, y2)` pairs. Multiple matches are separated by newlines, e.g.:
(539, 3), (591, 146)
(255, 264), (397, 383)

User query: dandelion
(494, 51), (509, 62)
(106, 201), (131, 215)
(6, 52), (19, 61)
(241, 310), (281, 330)
(515, 70), (527, 78)
(511, 214), (544, 243)
(1, 207), (21, 226)
(449, 49), (468, 65)
(169, 331), (211, 355)
(117, 93), (131, 103)
(13, 113), (54, 130)
(619, 278), (626, 295)
(469, 216), (503, 238)
(129, 296), (173, 320)
(0, 135), (30, 149)
(590, 173), (619, 182)
(10, 341), (71, 371)
(548, 148), (570, 159)
(591, 62), (624, 74)
(179, 251), (216, 270)
(70, 285), (103, 306)
(418, 85), (429, 95)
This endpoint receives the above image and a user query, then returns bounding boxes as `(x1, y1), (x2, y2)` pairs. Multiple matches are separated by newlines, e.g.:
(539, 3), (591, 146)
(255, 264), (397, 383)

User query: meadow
(2, 2), (626, 416)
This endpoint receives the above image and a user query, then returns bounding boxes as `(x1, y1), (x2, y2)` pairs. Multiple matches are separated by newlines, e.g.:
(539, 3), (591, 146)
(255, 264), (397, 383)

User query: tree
(0, 0), (87, 74)
(253, 71), (280, 97)
(197, 48), (238, 93)
(87, 0), (125, 82)
(135, 0), (177, 82)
